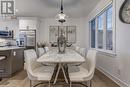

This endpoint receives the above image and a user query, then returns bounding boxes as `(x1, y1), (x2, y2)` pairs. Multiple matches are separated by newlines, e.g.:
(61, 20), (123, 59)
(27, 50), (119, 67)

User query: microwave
(0, 30), (13, 38)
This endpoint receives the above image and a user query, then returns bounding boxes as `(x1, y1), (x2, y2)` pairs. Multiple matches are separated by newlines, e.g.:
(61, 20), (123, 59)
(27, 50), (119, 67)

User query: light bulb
(58, 13), (66, 20)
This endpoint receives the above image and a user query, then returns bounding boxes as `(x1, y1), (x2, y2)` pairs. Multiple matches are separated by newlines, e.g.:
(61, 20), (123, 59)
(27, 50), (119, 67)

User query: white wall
(39, 18), (87, 47)
(86, 0), (130, 87)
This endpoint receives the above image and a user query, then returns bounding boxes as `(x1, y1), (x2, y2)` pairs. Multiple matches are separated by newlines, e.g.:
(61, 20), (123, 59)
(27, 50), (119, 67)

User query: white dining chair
(68, 47), (87, 67)
(68, 50), (97, 87)
(44, 47), (49, 52)
(24, 49), (55, 87)
(38, 47), (56, 66)
(37, 48), (45, 57)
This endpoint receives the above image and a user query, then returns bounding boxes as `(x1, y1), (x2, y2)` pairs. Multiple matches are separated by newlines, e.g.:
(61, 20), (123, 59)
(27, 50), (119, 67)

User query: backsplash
(0, 38), (17, 46)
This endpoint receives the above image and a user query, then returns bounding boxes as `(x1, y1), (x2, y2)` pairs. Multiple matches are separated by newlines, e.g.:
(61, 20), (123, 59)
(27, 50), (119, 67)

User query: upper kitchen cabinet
(19, 17), (38, 30)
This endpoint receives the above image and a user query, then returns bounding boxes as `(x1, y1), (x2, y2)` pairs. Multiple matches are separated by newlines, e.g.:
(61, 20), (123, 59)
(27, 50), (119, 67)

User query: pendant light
(56, 0), (67, 23)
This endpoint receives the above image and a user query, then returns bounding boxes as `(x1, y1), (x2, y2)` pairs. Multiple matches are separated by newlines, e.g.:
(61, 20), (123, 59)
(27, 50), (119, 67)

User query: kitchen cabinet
(11, 49), (24, 74)
(0, 50), (11, 78)
(0, 47), (24, 78)
(19, 17), (38, 30)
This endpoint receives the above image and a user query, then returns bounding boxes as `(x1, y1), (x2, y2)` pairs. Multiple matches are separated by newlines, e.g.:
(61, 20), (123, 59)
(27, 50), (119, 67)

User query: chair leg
(30, 80), (32, 87)
(0, 78), (2, 81)
(88, 80), (92, 87)
(49, 81), (51, 87)
(90, 80), (92, 87)
(70, 82), (72, 87)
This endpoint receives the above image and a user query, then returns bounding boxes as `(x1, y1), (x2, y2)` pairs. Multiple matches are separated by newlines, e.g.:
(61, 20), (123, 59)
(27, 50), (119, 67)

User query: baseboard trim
(96, 66), (129, 87)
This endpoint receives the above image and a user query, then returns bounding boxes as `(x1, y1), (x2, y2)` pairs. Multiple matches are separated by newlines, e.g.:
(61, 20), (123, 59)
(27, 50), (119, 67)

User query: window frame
(90, 18), (96, 48)
(89, 1), (116, 54)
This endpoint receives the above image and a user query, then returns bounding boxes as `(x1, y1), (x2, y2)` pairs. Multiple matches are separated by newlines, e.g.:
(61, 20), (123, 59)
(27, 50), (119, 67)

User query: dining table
(37, 48), (85, 84)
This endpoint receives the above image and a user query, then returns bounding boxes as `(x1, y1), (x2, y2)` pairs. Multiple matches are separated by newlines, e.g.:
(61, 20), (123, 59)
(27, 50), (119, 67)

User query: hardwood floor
(0, 69), (120, 87)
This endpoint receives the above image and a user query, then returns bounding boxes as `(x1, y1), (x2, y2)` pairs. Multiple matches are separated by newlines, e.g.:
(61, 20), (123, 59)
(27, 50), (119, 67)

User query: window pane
(90, 19), (96, 48)
(106, 6), (113, 50)
(98, 13), (104, 49)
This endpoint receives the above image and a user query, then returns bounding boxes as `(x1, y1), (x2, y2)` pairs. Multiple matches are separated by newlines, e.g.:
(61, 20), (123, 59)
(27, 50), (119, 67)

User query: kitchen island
(0, 46), (25, 80)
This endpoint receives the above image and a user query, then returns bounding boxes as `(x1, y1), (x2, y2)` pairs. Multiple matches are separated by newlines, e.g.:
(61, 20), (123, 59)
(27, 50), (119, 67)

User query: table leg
(61, 65), (68, 84)
(53, 64), (61, 84)
(53, 63), (69, 84)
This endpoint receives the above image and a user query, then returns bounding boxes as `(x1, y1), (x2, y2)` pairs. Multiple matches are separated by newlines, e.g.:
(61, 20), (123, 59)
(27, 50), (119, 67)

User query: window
(90, 19), (96, 48)
(90, 4), (114, 52)
(97, 13), (104, 49)
(106, 6), (113, 50)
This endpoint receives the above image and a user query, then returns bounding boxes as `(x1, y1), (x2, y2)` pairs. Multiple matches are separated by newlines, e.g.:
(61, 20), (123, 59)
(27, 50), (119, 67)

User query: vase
(57, 33), (66, 54)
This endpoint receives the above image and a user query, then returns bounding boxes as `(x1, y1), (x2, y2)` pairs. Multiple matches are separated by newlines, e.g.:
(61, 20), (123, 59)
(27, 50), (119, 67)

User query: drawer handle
(0, 56), (6, 61)
(0, 69), (5, 73)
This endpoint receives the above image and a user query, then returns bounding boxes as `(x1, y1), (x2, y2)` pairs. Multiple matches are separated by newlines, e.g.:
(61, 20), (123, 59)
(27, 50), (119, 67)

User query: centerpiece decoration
(57, 30), (66, 53)
(56, 0), (67, 53)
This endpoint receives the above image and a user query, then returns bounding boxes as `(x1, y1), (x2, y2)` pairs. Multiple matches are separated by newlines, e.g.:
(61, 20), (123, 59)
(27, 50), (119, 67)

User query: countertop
(0, 46), (25, 51)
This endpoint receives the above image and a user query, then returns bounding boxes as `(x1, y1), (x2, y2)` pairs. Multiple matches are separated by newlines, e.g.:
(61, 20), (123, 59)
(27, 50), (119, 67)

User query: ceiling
(15, 0), (100, 18)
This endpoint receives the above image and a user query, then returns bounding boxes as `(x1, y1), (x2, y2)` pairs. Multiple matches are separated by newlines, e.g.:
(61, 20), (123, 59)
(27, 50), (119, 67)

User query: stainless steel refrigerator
(18, 30), (36, 49)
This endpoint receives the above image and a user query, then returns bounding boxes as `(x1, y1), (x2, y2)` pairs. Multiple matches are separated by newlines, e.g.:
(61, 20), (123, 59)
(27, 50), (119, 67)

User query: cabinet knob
(13, 51), (16, 56)
(0, 69), (5, 73)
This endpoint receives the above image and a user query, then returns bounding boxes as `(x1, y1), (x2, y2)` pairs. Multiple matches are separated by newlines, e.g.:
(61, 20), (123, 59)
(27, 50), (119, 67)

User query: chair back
(38, 48), (45, 57)
(75, 46), (80, 52)
(79, 48), (87, 57)
(44, 47), (49, 52)
(86, 50), (97, 78)
(24, 49), (41, 80)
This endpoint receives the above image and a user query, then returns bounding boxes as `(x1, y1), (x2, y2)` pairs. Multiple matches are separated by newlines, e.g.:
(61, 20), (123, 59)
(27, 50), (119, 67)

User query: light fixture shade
(56, 12), (67, 23)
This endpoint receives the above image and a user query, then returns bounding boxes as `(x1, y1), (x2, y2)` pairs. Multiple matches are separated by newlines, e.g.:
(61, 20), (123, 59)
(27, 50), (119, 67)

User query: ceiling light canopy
(56, 0), (67, 23)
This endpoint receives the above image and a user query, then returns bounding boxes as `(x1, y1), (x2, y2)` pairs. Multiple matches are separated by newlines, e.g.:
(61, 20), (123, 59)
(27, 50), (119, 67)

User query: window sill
(96, 49), (117, 57)
(90, 48), (117, 57)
